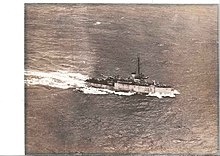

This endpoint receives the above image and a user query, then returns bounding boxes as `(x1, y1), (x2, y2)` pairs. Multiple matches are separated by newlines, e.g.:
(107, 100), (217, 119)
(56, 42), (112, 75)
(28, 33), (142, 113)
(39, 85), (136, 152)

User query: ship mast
(137, 55), (140, 77)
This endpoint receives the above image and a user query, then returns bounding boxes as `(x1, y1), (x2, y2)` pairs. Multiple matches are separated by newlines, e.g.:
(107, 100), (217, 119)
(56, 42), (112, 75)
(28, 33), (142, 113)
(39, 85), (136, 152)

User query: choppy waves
(25, 70), (179, 98)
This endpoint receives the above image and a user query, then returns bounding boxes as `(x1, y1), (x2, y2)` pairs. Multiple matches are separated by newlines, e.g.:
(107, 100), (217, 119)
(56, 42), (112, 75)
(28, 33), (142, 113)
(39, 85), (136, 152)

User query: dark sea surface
(25, 4), (218, 154)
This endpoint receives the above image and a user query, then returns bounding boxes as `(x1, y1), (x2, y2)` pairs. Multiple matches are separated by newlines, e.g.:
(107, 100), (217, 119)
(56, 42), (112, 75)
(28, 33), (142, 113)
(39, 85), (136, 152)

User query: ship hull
(89, 82), (114, 90)
(87, 82), (174, 94)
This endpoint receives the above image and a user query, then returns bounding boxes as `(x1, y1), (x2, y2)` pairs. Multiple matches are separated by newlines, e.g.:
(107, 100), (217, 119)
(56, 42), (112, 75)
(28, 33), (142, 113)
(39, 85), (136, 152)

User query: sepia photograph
(25, 4), (218, 154)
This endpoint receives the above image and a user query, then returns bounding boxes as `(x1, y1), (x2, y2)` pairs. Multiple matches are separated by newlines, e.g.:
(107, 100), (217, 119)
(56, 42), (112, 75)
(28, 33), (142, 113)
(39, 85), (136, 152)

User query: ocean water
(25, 4), (218, 154)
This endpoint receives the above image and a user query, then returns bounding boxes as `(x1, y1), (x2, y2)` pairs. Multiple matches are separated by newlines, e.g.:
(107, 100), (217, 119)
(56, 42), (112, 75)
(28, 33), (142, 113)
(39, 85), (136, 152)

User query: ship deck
(86, 78), (171, 88)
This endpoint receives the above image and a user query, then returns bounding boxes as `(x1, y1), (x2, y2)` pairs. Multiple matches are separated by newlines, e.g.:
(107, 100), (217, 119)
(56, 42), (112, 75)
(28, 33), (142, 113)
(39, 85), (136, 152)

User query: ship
(85, 56), (179, 97)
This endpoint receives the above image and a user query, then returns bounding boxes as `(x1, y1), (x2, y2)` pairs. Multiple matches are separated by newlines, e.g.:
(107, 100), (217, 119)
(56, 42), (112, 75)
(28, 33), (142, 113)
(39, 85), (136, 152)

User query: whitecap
(94, 21), (101, 25)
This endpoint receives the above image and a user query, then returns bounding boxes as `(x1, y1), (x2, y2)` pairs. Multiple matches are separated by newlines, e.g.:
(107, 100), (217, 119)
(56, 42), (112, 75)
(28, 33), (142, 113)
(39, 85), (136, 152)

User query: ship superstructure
(86, 56), (177, 96)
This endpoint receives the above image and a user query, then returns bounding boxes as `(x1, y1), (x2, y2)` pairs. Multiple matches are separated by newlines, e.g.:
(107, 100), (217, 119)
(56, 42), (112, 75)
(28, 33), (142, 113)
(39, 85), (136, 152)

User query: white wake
(25, 70), (88, 89)
(25, 70), (179, 98)
(147, 90), (180, 99)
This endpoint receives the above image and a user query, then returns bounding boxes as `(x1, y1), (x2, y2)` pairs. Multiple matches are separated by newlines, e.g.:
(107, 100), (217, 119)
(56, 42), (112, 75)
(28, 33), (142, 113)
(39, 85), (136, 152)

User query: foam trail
(146, 90), (180, 98)
(174, 89), (180, 94)
(25, 70), (88, 89)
